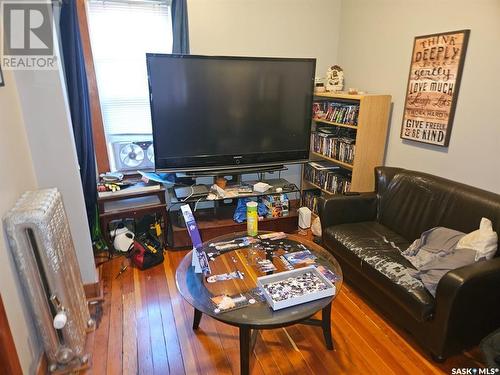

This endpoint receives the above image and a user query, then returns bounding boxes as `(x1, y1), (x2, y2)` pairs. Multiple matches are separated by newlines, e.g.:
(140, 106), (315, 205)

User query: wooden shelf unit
(302, 179), (334, 196)
(305, 92), (391, 193)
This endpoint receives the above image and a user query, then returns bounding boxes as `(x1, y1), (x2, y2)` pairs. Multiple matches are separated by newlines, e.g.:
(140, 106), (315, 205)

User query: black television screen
(146, 54), (315, 173)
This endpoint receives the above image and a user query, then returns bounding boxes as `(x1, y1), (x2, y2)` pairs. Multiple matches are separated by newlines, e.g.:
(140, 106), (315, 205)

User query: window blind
(87, 0), (172, 136)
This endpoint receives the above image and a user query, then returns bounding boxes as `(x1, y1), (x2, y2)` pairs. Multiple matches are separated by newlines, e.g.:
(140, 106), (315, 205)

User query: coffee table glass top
(176, 232), (343, 329)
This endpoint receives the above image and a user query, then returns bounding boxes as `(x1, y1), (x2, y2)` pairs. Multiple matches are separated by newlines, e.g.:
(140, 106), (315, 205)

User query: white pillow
(456, 217), (498, 260)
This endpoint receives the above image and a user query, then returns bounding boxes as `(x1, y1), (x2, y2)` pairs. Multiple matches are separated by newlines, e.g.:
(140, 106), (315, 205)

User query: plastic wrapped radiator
(4, 188), (94, 372)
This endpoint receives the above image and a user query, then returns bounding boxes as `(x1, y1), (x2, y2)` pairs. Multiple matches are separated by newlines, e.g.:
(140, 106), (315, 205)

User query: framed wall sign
(401, 29), (470, 147)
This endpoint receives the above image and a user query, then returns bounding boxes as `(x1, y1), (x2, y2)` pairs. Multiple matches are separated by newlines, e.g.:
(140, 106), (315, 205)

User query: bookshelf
(302, 92), (391, 211)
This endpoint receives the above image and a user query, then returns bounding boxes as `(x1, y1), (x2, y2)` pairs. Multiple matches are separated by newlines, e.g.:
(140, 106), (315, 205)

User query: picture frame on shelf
(400, 29), (470, 147)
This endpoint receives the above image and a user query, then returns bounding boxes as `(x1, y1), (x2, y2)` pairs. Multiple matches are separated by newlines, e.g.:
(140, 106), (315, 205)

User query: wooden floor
(84, 249), (484, 375)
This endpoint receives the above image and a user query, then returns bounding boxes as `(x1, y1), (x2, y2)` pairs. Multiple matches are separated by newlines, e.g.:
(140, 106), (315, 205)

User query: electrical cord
(166, 183), (209, 213)
(167, 201), (186, 213)
(181, 185), (195, 202)
(193, 196), (203, 212)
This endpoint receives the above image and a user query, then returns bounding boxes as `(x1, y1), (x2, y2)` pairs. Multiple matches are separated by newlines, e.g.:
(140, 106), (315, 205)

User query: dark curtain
(172, 0), (190, 54)
(59, 1), (97, 229)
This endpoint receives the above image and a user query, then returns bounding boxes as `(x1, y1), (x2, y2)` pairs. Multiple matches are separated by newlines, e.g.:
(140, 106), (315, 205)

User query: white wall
(338, 0), (500, 193)
(0, 69), (42, 375)
(188, 0), (341, 77)
(11, 17), (97, 283)
(13, 66), (98, 283)
(188, 0), (342, 186)
(0, 9), (97, 372)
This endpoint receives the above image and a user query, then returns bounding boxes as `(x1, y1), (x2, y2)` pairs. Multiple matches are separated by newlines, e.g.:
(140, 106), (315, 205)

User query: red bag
(131, 237), (164, 270)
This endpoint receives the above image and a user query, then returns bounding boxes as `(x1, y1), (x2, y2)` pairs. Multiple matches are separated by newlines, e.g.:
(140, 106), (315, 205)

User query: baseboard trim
(0, 295), (23, 374)
(84, 266), (104, 302)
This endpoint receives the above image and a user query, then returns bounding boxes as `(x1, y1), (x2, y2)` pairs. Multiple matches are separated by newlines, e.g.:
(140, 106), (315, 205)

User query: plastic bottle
(246, 201), (258, 236)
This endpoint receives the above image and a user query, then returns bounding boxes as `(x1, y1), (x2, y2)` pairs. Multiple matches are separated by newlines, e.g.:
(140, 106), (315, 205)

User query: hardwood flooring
(84, 249), (484, 375)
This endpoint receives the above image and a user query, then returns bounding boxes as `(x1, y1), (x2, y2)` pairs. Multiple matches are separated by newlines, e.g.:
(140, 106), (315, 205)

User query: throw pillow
(456, 217), (498, 260)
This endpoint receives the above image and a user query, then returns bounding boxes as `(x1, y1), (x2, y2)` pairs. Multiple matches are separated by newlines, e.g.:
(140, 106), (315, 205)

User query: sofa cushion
(324, 221), (435, 321)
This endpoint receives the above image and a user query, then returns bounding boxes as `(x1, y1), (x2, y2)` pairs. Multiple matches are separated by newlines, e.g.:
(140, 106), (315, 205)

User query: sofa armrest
(431, 257), (500, 356)
(318, 193), (378, 231)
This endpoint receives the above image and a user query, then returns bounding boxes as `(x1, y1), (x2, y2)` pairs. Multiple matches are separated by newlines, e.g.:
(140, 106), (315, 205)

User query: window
(87, 0), (172, 171)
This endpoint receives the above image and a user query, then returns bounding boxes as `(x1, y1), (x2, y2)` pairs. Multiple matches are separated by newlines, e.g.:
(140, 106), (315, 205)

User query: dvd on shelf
(302, 190), (321, 214)
(304, 162), (351, 195)
(312, 101), (359, 126)
(310, 127), (356, 165)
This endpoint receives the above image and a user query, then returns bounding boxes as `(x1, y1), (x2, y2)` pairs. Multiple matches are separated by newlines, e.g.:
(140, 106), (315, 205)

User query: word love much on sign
(401, 30), (470, 147)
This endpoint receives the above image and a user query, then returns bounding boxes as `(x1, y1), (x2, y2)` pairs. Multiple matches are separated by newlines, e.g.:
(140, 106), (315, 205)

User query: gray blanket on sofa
(402, 227), (477, 296)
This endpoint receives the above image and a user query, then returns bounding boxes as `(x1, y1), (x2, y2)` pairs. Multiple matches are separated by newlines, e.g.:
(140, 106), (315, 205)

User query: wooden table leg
(239, 326), (251, 375)
(322, 302), (334, 350)
(193, 308), (202, 330)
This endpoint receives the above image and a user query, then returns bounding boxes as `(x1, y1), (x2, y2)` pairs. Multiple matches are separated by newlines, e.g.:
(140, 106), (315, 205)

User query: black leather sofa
(319, 167), (500, 360)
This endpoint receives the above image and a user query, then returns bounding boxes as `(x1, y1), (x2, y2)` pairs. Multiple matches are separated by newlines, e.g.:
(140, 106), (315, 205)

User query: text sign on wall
(400, 30), (470, 147)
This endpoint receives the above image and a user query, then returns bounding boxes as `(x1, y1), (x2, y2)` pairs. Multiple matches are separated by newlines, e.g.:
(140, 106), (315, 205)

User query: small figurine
(326, 65), (344, 92)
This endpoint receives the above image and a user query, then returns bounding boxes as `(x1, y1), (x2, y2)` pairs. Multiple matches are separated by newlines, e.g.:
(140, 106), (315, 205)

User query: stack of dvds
(312, 101), (359, 126)
(304, 162), (352, 194)
(302, 191), (320, 214)
(304, 161), (339, 187)
(310, 127), (356, 165)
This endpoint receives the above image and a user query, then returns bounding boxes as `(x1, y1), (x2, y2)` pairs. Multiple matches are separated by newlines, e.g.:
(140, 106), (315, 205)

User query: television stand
(168, 200), (299, 248)
(166, 176), (300, 248)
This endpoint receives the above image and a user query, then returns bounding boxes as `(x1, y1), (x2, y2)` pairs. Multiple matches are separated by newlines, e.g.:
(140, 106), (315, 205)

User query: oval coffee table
(176, 232), (343, 375)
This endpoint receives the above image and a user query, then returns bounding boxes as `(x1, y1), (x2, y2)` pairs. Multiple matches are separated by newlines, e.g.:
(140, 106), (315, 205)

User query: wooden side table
(97, 183), (168, 248)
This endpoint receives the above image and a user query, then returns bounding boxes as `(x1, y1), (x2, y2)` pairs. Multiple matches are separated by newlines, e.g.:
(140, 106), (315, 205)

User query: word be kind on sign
(400, 30), (470, 147)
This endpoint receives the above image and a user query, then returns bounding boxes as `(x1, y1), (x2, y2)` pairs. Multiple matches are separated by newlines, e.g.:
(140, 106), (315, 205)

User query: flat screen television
(146, 54), (316, 173)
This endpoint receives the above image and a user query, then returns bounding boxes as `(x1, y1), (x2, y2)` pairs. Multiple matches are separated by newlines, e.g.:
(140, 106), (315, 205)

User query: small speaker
(298, 206), (312, 229)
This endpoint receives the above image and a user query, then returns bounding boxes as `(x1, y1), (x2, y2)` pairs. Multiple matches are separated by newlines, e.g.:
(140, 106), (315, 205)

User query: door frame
(0, 293), (23, 374)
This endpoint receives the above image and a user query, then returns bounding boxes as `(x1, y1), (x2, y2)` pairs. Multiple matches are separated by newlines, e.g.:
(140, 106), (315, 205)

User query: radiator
(4, 188), (94, 373)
